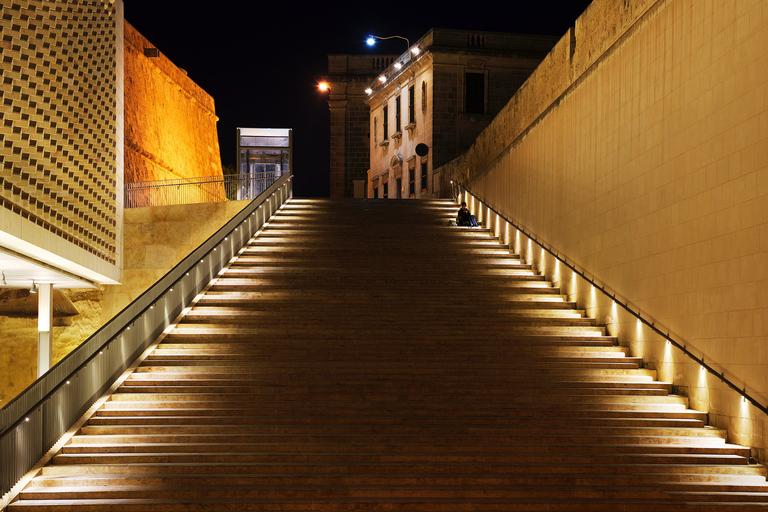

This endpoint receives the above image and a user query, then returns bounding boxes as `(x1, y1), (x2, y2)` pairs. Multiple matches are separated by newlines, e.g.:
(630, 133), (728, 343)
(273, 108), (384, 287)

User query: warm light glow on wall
(570, 271), (578, 301)
(658, 339), (673, 383)
(527, 238), (532, 264)
(608, 300), (618, 331)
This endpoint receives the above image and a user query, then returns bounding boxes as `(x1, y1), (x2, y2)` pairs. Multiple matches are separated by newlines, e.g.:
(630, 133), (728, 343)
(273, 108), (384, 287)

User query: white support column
(37, 283), (53, 377)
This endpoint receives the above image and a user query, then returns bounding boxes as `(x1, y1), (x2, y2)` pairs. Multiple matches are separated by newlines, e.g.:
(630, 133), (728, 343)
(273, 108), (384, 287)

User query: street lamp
(366, 34), (410, 51)
(367, 35), (421, 56)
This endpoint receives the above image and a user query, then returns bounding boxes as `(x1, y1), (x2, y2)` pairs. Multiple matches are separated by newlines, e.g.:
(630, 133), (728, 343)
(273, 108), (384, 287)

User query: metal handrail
(124, 172), (283, 208)
(0, 173), (293, 499)
(455, 182), (768, 418)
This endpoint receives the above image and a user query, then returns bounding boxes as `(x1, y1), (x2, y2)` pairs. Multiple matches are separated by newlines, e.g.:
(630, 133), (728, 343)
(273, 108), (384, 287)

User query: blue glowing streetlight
(365, 34), (411, 51)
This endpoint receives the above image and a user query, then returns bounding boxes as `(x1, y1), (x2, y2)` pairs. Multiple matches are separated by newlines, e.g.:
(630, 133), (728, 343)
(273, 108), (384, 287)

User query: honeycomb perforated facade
(0, 0), (120, 267)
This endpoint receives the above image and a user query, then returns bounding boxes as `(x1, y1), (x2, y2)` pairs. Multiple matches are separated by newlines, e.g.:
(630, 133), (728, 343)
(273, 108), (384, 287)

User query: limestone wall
(442, 0), (768, 457)
(123, 21), (223, 186)
(327, 55), (395, 198)
(100, 200), (250, 319)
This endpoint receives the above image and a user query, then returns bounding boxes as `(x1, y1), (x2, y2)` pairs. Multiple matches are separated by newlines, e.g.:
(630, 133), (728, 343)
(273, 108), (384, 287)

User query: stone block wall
(344, 98), (371, 196)
(442, 0), (768, 457)
(431, 68), (460, 170)
(100, 200), (249, 319)
(123, 21), (222, 185)
(327, 55), (394, 198)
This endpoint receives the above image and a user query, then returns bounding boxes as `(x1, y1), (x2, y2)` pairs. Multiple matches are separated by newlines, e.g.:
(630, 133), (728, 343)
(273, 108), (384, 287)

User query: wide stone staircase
(7, 199), (768, 510)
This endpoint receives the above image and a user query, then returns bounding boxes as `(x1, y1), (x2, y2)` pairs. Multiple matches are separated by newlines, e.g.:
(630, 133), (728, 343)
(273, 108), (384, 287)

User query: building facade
(0, 0), (125, 287)
(365, 29), (557, 199)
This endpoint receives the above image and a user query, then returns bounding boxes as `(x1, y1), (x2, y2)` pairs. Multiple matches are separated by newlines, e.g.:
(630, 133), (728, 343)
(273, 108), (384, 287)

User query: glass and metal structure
(237, 128), (292, 201)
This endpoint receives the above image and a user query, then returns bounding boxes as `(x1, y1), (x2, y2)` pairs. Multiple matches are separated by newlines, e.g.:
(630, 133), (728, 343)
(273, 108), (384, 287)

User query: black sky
(125, 0), (593, 197)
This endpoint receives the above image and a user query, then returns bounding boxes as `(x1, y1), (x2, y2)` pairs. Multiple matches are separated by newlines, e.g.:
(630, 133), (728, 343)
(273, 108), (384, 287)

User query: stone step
(124, 370), (659, 383)
(102, 391), (688, 406)
(60, 439), (740, 455)
(140, 358), (644, 370)
(50, 451), (745, 467)
(194, 297), (579, 310)
(99, 396), (691, 412)
(93, 404), (700, 416)
(3, 484), (700, 501)
(160, 326), (611, 338)
(28, 471), (768, 488)
(85, 406), (707, 426)
(180, 310), (597, 326)
(73, 424), (728, 439)
(82, 414), (708, 428)
(12, 498), (768, 511)
(148, 343), (630, 353)
(37, 462), (767, 478)
(206, 283), (564, 295)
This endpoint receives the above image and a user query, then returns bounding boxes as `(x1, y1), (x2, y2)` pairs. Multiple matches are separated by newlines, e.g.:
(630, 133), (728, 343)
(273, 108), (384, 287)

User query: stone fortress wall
(123, 21), (222, 184)
(442, 0), (768, 457)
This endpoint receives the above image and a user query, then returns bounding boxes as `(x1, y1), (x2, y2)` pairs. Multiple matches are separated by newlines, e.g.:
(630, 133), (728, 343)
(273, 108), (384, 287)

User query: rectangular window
(373, 186), (378, 198)
(420, 159), (428, 192)
(383, 181), (389, 198)
(408, 85), (415, 124)
(465, 72), (485, 114)
(395, 96), (401, 133)
(409, 164), (415, 197)
(382, 105), (389, 140)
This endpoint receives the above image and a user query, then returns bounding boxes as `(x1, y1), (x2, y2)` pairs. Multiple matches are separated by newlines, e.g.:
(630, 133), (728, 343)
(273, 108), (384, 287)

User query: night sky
(125, 0), (594, 197)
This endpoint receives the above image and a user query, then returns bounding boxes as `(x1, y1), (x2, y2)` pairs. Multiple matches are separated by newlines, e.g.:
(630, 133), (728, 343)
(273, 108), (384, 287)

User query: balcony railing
(125, 172), (283, 208)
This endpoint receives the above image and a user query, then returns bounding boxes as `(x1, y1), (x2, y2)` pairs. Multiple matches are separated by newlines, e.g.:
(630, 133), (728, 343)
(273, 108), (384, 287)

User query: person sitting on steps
(457, 201), (478, 227)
